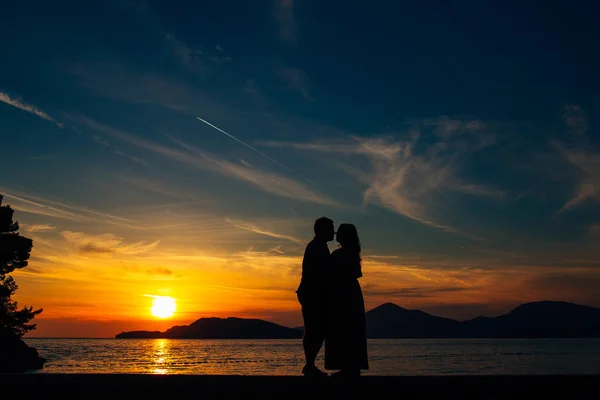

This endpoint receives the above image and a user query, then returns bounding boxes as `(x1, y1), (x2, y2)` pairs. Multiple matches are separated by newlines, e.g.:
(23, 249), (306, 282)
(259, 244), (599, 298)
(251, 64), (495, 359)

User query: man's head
(314, 216), (335, 242)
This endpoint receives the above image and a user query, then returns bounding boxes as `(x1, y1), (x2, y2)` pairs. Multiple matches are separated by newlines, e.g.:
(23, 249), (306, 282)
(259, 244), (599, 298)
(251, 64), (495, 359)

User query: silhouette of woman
(325, 223), (368, 378)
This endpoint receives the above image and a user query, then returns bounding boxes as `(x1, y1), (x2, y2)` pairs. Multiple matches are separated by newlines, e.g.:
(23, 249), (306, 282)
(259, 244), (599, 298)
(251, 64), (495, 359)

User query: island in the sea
(116, 317), (303, 339)
(116, 300), (600, 339)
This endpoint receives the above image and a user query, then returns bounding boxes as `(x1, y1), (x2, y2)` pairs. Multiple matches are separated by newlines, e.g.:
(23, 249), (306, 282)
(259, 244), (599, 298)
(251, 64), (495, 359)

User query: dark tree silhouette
(0, 195), (42, 337)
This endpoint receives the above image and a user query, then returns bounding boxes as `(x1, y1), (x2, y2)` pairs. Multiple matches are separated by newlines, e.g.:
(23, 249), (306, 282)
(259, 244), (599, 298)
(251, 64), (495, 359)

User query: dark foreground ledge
(2, 374), (600, 399)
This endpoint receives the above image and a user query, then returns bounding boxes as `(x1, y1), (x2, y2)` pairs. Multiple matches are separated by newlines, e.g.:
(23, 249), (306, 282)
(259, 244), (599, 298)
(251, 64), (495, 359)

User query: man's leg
(301, 304), (317, 368)
(301, 305), (327, 377)
(302, 329), (317, 369)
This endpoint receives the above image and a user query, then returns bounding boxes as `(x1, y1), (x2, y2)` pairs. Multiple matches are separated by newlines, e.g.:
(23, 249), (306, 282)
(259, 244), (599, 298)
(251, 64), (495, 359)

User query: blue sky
(2, 0), (600, 335)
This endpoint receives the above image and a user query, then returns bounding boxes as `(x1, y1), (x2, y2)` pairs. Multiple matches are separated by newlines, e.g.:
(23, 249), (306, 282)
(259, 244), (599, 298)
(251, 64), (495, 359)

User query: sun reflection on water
(152, 339), (170, 374)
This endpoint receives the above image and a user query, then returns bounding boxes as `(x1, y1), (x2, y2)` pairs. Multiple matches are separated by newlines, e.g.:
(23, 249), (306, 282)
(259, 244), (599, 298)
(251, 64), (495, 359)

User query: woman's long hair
(337, 223), (362, 278)
(337, 223), (361, 260)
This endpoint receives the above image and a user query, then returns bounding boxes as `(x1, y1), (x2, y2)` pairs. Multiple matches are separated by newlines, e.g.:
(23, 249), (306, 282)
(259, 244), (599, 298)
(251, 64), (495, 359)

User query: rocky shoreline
(0, 333), (45, 373)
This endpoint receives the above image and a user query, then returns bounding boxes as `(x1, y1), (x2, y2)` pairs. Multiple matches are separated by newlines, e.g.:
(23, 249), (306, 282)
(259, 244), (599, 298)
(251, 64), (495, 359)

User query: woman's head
(335, 223), (361, 254)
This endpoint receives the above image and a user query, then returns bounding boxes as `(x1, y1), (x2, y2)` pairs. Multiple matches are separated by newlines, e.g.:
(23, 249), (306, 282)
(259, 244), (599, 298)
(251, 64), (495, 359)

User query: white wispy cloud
(0, 189), (133, 224)
(559, 105), (600, 211)
(225, 218), (304, 244)
(358, 137), (461, 232)
(240, 159), (253, 168)
(262, 117), (501, 233)
(61, 231), (159, 255)
(169, 135), (339, 206)
(25, 224), (56, 233)
(0, 91), (63, 127)
(217, 158), (338, 205)
(561, 148), (600, 211)
(76, 117), (338, 206)
(114, 151), (152, 169)
(277, 68), (315, 101)
(272, 0), (297, 44)
(130, 156), (151, 168)
(2, 193), (92, 221)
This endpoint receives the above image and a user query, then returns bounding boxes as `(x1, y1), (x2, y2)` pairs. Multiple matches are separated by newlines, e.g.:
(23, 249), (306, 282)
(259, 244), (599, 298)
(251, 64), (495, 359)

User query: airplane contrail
(196, 116), (296, 174)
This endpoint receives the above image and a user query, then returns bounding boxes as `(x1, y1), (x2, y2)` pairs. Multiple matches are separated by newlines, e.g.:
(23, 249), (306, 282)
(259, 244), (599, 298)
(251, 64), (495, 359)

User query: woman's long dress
(324, 248), (369, 371)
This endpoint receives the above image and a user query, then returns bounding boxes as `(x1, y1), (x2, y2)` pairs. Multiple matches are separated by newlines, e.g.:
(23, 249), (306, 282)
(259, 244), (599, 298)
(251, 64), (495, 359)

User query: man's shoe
(302, 365), (328, 378)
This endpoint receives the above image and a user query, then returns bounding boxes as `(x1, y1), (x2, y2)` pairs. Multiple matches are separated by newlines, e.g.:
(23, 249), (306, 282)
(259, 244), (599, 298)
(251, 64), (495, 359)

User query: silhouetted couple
(296, 217), (368, 379)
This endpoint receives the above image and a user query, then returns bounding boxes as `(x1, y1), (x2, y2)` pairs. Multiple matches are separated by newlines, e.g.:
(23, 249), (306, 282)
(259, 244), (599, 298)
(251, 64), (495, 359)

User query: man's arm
(296, 243), (313, 298)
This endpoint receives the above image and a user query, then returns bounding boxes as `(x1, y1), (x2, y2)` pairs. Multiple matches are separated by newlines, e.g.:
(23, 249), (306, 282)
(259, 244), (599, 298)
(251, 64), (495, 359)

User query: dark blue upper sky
(2, 0), (600, 322)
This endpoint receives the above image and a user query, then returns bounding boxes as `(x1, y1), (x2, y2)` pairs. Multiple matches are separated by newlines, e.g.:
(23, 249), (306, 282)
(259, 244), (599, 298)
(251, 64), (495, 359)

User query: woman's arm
(353, 260), (363, 279)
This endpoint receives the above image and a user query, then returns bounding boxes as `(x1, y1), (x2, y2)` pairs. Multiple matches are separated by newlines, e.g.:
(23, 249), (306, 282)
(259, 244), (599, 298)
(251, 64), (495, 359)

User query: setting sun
(150, 296), (176, 319)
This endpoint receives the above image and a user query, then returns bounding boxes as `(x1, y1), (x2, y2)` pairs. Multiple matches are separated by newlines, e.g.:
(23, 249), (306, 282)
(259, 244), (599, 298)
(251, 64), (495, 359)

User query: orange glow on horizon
(8, 206), (600, 338)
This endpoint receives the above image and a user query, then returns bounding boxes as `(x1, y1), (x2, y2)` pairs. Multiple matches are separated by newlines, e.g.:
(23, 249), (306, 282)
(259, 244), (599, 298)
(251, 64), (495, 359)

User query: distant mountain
(366, 301), (600, 338)
(116, 301), (600, 339)
(366, 302), (461, 338)
(116, 317), (303, 339)
(461, 301), (600, 338)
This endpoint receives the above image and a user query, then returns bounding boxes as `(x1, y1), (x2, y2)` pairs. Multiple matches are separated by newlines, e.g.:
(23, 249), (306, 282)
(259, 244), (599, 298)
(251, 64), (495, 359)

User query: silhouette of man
(296, 216), (335, 378)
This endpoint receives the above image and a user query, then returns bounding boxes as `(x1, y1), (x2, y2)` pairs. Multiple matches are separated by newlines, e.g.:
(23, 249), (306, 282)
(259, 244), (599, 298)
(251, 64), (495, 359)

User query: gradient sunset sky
(2, 1), (600, 337)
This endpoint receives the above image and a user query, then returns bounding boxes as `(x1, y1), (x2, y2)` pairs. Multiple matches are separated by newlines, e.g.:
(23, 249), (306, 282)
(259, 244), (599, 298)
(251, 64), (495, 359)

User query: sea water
(23, 338), (600, 375)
